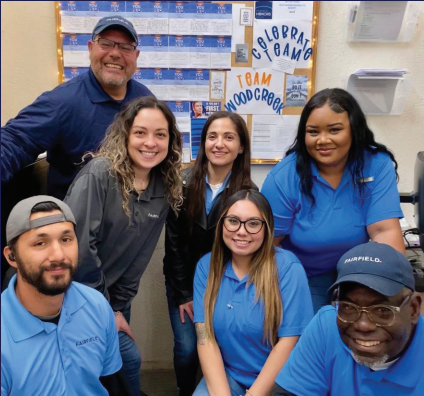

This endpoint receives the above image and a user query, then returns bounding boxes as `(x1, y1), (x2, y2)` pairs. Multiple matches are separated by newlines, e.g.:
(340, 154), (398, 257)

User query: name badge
(356, 176), (374, 183)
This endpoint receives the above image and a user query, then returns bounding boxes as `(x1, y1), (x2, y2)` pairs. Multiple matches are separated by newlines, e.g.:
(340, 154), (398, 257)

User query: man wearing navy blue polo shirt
(1, 196), (122, 395)
(1, 15), (153, 200)
(271, 242), (423, 396)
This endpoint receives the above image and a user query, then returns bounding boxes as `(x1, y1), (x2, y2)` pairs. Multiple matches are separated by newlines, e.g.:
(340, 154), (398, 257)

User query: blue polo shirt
(261, 151), (403, 277)
(276, 306), (424, 395)
(193, 247), (314, 389)
(1, 275), (122, 396)
(1, 68), (153, 199)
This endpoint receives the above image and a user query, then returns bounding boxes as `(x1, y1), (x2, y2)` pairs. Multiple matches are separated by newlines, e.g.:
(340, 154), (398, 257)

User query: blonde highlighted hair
(203, 190), (283, 346)
(83, 96), (183, 216)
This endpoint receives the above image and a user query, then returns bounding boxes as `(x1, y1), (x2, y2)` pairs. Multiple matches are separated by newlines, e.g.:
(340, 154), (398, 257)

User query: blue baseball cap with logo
(329, 242), (415, 296)
(92, 15), (138, 43)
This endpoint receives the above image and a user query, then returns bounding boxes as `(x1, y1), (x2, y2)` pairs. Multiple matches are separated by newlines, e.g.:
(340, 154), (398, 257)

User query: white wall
(2, 1), (423, 368)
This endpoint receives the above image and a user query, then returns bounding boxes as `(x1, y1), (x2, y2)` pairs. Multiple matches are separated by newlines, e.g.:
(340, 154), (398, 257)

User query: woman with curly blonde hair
(64, 96), (183, 395)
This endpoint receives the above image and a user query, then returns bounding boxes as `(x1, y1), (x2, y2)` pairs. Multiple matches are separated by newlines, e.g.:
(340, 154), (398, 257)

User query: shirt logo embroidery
(148, 213), (159, 219)
(76, 336), (99, 347)
(344, 256), (382, 263)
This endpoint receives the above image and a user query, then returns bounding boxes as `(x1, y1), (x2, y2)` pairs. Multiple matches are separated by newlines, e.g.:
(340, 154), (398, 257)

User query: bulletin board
(55, 1), (319, 164)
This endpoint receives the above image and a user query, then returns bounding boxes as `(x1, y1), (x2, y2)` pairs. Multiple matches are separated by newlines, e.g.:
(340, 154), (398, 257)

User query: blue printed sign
(255, 1), (272, 19)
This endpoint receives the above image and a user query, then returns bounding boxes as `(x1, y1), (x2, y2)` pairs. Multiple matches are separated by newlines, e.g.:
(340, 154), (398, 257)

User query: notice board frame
(54, 1), (320, 164)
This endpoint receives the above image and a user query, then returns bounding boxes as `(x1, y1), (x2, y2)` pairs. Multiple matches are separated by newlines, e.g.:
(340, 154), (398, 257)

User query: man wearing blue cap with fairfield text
(1, 15), (153, 200)
(271, 242), (423, 396)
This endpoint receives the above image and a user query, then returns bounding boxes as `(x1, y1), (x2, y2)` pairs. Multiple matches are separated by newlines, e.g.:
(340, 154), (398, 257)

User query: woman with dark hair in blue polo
(262, 88), (404, 313)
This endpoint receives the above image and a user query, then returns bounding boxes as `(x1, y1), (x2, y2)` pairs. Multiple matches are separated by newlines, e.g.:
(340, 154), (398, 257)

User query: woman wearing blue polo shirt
(262, 88), (404, 313)
(164, 111), (255, 395)
(193, 190), (313, 396)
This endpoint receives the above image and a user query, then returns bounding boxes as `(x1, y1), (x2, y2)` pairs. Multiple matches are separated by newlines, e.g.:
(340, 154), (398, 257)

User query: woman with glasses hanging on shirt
(163, 111), (255, 396)
(192, 189), (313, 396)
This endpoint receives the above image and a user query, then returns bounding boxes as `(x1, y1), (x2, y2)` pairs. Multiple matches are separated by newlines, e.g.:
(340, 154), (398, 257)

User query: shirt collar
(224, 261), (249, 284)
(1, 275), (87, 342)
(205, 171), (231, 188)
(310, 159), (351, 190)
(133, 167), (166, 201)
(380, 316), (424, 388)
(85, 68), (126, 104)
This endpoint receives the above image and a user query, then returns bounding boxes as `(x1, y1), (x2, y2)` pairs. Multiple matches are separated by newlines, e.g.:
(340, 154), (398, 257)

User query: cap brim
(328, 273), (406, 297)
(93, 24), (137, 43)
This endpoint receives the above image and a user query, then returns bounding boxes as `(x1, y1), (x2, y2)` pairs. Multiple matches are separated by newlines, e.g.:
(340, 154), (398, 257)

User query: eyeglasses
(332, 293), (413, 327)
(222, 216), (265, 234)
(93, 38), (137, 53)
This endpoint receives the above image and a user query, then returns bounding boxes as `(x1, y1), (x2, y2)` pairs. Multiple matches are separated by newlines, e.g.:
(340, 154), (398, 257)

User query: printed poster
(285, 75), (308, 107)
(252, 19), (313, 69)
(225, 68), (285, 115)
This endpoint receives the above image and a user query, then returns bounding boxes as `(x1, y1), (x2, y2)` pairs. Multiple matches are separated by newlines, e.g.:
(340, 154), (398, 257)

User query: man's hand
(115, 311), (135, 341)
(179, 300), (194, 324)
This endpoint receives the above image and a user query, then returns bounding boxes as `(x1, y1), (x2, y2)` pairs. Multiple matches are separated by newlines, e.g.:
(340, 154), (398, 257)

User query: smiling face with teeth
(127, 108), (170, 176)
(88, 29), (139, 97)
(222, 200), (265, 263)
(337, 284), (420, 368)
(205, 117), (243, 173)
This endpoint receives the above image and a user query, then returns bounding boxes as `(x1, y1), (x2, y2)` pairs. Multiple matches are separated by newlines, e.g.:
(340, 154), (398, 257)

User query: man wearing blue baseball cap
(271, 242), (423, 396)
(1, 15), (153, 200)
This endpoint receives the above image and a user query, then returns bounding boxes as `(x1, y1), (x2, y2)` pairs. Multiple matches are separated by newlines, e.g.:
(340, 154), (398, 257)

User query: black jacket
(163, 167), (257, 306)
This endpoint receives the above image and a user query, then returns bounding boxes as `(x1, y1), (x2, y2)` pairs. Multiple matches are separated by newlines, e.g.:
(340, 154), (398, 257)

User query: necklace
(209, 182), (223, 190)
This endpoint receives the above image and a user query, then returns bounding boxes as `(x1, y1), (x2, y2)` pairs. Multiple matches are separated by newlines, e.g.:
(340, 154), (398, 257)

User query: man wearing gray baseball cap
(1, 196), (122, 395)
(271, 242), (423, 396)
(1, 15), (153, 200)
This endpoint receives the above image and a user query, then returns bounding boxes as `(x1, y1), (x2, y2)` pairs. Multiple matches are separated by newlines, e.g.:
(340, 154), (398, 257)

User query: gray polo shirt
(65, 157), (169, 312)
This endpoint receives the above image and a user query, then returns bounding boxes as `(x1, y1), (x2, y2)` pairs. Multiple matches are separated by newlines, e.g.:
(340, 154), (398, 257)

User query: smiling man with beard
(1, 196), (122, 396)
(1, 16), (153, 200)
(271, 242), (423, 396)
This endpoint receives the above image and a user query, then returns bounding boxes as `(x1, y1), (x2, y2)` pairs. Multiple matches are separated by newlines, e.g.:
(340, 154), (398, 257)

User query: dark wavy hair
(84, 96), (183, 216)
(286, 88), (398, 207)
(186, 111), (253, 224)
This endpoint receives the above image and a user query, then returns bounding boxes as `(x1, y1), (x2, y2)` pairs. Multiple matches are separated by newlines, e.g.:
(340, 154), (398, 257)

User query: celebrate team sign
(225, 68), (285, 115)
(252, 20), (313, 69)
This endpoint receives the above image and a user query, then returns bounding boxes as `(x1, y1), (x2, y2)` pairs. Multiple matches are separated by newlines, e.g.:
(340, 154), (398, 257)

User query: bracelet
(114, 311), (122, 316)
(246, 389), (254, 396)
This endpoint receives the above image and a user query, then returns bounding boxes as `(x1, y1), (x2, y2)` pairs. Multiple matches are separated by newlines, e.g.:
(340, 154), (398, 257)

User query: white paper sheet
(61, 16), (100, 33)
(272, 55), (296, 74)
(126, 17), (149, 35)
(210, 71), (226, 99)
(251, 115), (300, 160)
(63, 51), (90, 67)
(272, 1), (314, 21)
(210, 52), (231, 70)
(353, 1), (408, 41)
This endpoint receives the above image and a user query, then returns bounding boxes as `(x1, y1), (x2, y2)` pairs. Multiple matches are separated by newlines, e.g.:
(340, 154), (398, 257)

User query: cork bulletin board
(55, 1), (320, 163)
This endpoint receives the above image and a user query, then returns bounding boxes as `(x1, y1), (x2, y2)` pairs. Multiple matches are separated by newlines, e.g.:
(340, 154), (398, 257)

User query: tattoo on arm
(195, 323), (206, 345)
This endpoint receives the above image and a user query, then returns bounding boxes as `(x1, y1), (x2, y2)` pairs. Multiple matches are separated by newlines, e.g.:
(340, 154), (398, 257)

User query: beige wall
(2, 1), (423, 368)
(1, 1), (57, 125)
